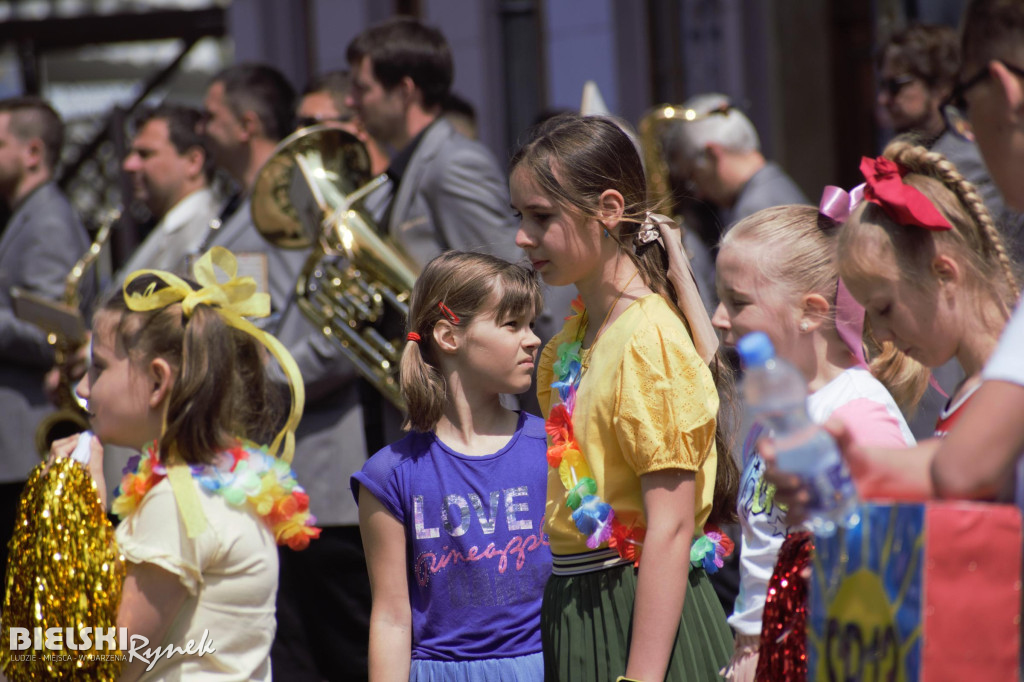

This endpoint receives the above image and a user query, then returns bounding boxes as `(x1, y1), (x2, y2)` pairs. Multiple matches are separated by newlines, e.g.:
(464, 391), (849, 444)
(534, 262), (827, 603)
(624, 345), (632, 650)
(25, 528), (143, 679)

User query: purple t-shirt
(351, 411), (551, 662)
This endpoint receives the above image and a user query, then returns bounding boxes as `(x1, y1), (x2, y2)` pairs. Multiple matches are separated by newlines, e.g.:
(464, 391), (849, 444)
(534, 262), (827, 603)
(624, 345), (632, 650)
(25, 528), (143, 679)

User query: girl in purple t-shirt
(352, 251), (552, 681)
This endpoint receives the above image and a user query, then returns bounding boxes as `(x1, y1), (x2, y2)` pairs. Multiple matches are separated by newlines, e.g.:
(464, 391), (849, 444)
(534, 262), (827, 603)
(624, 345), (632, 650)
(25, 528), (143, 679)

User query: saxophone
(251, 124), (416, 411)
(31, 208), (120, 456)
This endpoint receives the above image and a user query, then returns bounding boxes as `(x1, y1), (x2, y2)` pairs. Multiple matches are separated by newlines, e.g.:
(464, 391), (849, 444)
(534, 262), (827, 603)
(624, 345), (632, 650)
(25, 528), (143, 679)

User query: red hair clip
(859, 156), (953, 231)
(406, 332), (421, 343)
(437, 301), (460, 324)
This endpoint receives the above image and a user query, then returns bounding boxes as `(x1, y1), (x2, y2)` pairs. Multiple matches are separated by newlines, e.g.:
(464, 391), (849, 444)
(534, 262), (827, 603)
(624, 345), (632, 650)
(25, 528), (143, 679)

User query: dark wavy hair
(877, 23), (959, 91)
(346, 17), (453, 109)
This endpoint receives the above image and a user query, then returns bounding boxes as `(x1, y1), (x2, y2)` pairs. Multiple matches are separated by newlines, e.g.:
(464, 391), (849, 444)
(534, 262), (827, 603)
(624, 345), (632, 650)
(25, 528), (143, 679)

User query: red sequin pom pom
(756, 530), (814, 682)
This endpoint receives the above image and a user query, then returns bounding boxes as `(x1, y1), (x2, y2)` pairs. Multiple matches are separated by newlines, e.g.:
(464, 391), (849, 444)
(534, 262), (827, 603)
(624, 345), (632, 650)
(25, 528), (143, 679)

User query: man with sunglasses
(877, 23), (1023, 262)
(296, 70), (390, 183)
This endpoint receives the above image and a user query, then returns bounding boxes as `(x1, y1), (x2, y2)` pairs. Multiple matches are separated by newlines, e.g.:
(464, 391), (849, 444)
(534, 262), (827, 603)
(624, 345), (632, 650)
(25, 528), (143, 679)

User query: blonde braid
(886, 140), (1020, 308)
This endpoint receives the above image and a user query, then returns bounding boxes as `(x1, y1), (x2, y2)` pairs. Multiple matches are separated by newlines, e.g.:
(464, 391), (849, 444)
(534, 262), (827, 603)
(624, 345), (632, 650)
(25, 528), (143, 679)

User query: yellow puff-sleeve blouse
(537, 293), (719, 557)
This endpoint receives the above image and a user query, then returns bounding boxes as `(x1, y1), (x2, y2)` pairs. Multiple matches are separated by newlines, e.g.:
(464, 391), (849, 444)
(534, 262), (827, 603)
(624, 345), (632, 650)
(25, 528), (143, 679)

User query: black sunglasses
(296, 115), (354, 130)
(944, 61), (1024, 113)
(879, 75), (917, 96)
(677, 102), (733, 123)
(941, 61), (1024, 140)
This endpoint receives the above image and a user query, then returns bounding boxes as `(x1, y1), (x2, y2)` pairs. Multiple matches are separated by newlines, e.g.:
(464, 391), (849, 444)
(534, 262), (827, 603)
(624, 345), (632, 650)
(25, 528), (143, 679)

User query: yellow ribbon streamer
(122, 246), (306, 538)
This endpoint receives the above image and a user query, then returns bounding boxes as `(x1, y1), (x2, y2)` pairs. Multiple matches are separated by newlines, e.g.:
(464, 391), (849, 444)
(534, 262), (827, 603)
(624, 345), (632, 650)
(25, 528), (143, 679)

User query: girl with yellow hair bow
(2, 247), (316, 682)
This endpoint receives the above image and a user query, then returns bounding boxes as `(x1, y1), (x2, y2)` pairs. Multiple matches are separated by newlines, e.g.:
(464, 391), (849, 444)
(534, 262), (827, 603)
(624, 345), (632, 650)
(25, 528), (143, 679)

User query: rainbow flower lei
(546, 297), (732, 571)
(113, 440), (322, 551)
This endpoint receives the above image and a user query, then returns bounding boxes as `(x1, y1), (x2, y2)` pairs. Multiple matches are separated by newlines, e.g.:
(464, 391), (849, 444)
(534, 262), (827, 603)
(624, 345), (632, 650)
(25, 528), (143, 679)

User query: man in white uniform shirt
(117, 104), (219, 279)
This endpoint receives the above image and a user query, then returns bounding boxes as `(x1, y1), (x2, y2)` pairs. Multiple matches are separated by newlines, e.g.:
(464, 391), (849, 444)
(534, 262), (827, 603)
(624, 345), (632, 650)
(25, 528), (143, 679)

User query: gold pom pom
(2, 458), (125, 680)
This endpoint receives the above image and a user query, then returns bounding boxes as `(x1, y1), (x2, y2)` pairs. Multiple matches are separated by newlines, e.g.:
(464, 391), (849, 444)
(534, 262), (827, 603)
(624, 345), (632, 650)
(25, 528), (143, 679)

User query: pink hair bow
(818, 184), (864, 224)
(859, 156), (952, 231)
(818, 186), (869, 369)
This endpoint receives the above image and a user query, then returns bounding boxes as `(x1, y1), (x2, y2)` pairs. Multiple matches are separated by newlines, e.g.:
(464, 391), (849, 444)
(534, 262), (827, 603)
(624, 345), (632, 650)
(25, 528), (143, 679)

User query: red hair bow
(859, 156), (952, 231)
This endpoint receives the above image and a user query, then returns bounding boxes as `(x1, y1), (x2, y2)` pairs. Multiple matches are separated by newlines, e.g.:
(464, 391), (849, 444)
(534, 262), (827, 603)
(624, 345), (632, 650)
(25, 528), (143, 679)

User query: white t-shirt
(728, 367), (915, 636)
(115, 478), (278, 681)
(981, 298), (1024, 508)
(983, 298), (1024, 385)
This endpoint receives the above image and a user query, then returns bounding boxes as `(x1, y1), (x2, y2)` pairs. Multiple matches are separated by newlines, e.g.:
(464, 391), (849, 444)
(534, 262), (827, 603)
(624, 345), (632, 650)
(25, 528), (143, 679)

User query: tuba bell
(638, 104), (691, 211)
(251, 124), (416, 411)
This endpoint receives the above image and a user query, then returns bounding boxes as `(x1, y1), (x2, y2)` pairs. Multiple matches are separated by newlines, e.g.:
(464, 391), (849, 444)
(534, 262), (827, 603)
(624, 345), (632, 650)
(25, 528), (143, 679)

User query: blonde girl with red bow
(834, 138), (1019, 495)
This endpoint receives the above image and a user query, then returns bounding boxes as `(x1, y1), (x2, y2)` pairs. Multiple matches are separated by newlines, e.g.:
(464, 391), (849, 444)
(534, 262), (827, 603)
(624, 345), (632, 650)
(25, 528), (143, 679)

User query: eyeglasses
(943, 61), (1024, 113)
(673, 102), (733, 123)
(941, 61), (1024, 139)
(879, 75), (917, 97)
(296, 115), (354, 130)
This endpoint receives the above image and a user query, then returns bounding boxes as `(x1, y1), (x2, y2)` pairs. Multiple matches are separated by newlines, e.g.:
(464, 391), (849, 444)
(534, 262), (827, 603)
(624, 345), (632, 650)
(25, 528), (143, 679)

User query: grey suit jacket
(724, 161), (809, 229)
(202, 197), (309, 321)
(273, 290), (368, 527)
(0, 182), (90, 482)
(386, 118), (522, 267)
(932, 130), (1024, 265)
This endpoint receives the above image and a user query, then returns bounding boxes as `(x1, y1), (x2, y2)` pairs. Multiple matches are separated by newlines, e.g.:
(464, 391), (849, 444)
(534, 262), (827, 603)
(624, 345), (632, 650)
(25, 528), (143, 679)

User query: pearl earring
(799, 321), (809, 332)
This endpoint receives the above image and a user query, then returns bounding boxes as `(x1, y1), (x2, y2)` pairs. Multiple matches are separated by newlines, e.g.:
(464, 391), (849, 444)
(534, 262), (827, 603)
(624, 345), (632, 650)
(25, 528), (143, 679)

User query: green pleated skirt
(541, 563), (733, 681)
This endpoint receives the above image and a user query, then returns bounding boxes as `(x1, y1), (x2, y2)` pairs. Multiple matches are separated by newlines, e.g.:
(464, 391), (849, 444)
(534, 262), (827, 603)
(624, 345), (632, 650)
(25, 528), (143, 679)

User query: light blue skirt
(410, 652), (544, 682)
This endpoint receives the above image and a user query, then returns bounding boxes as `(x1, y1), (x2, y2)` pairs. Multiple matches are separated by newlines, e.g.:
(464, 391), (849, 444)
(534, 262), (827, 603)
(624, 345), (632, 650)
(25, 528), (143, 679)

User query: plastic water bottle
(736, 331), (860, 536)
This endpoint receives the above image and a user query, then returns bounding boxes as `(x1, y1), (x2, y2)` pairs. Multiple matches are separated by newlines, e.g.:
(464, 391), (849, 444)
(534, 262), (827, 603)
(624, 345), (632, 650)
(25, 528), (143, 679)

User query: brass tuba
(251, 124), (416, 411)
(638, 104), (690, 211)
(17, 208), (120, 456)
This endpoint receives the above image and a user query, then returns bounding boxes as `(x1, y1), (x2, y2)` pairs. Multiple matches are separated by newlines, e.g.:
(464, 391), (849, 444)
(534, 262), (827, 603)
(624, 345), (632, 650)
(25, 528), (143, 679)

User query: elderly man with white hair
(662, 93), (807, 228)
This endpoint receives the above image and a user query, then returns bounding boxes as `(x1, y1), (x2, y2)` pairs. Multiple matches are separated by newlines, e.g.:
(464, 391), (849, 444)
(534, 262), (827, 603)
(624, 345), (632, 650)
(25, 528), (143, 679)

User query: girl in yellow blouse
(510, 113), (738, 681)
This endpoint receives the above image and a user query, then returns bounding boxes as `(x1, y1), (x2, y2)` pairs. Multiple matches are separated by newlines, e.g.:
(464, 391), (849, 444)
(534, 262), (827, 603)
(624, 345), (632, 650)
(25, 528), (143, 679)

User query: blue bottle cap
(736, 331), (775, 367)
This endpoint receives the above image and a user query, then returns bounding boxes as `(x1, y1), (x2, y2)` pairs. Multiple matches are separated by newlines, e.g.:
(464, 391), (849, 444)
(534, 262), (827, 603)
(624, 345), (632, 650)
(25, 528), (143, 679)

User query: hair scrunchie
(634, 212), (719, 364)
(859, 156), (953, 231)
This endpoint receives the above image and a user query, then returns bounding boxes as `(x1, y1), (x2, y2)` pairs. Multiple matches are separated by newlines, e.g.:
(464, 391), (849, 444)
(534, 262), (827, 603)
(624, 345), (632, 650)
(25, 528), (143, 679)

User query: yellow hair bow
(122, 246), (306, 538)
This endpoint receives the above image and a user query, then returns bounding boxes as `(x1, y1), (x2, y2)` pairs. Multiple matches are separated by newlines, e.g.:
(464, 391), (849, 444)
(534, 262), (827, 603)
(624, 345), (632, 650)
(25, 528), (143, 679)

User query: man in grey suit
(345, 17), (522, 268)
(877, 22), (1024, 262)
(661, 93), (808, 231)
(198, 63), (308, 318)
(345, 16), (574, 415)
(117, 104), (219, 280)
(0, 97), (90, 589)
